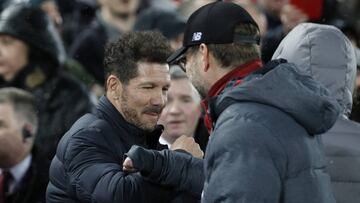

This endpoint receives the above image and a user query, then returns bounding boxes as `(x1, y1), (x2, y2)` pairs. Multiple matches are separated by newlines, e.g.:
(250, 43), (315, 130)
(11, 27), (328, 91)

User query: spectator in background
(257, 0), (287, 30)
(134, 7), (186, 51)
(0, 87), (45, 203)
(58, 0), (98, 49)
(69, 0), (140, 89)
(273, 23), (360, 203)
(227, 0), (268, 37)
(158, 66), (208, 152)
(29, 0), (63, 33)
(0, 3), (94, 189)
(47, 31), (204, 203)
(177, 0), (215, 19)
(260, 0), (308, 63)
(260, 0), (339, 63)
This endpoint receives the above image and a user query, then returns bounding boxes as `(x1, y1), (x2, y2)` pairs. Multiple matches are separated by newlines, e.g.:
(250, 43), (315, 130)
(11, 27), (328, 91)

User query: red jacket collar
(206, 59), (262, 98)
(201, 59), (263, 133)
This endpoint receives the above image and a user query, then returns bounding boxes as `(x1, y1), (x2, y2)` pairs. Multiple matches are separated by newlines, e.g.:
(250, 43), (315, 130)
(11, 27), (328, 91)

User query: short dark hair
(104, 31), (172, 85)
(189, 23), (260, 69)
(0, 87), (38, 127)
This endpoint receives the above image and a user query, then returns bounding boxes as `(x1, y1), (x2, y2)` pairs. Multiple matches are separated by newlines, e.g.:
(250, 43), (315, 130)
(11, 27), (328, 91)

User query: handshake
(123, 135), (204, 173)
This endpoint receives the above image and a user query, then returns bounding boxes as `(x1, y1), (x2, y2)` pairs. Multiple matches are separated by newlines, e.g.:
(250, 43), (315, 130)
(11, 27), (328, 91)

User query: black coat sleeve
(126, 145), (204, 198)
(65, 129), (175, 203)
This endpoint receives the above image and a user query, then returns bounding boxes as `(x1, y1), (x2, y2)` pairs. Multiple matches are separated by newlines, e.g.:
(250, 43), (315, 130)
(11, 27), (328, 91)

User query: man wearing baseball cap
(167, 1), (338, 202)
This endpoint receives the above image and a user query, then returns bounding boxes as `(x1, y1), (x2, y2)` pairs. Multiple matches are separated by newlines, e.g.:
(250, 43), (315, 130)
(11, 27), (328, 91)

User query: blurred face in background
(103, 0), (139, 14)
(257, 0), (288, 16)
(98, 0), (140, 32)
(0, 103), (31, 168)
(159, 78), (201, 143)
(0, 34), (29, 81)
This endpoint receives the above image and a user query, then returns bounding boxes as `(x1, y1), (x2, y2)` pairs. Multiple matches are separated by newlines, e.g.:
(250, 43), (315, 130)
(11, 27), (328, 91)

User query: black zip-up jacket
(46, 96), (203, 203)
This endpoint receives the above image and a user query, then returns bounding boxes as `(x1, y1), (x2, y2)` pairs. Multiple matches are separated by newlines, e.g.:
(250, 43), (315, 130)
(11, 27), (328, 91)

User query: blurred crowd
(0, 0), (359, 202)
(1, 0), (359, 98)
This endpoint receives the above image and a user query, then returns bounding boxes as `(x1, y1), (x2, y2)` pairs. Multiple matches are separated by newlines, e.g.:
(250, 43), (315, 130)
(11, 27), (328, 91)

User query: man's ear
(199, 43), (210, 72)
(106, 75), (122, 100)
(22, 123), (35, 143)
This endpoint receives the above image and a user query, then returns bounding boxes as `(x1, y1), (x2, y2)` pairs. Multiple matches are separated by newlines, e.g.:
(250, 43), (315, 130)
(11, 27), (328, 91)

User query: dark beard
(120, 88), (161, 132)
(192, 81), (208, 99)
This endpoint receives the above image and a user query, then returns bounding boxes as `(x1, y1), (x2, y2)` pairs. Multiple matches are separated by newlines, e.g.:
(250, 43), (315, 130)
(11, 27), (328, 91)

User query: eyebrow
(140, 81), (170, 86)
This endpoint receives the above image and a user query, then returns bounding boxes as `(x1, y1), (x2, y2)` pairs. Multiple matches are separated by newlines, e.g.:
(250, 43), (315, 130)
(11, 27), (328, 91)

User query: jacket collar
(202, 59), (263, 132)
(206, 59), (263, 98)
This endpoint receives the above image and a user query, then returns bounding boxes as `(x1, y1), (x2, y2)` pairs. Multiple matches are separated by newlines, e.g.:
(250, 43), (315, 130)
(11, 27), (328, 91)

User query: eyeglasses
(176, 55), (187, 72)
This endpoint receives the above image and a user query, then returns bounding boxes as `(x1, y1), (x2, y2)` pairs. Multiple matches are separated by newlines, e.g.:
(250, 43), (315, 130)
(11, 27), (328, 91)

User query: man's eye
(142, 86), (153, 89)
(163, 86), (169, 92)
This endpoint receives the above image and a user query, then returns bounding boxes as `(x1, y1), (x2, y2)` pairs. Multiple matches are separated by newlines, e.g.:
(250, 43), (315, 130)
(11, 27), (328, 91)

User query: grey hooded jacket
(273, 23), (360, 203)
(202, 59), (339, 202)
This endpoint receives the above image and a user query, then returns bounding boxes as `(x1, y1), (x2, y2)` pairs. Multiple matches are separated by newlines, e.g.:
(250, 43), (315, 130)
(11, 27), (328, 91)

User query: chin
(141, 123), (157, 132)
(169, 130), (186, 138)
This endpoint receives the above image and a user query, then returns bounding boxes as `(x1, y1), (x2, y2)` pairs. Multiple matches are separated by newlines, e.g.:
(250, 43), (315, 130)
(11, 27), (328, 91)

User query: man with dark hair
(165, 1), (338, 202)
(0, 87), (46, 203)
(47, 31), (204, 203)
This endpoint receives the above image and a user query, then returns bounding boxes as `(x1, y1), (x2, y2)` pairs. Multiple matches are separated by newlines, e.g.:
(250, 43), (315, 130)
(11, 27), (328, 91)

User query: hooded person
(273, 23), (360, 203)
(0, 3), (94, 187)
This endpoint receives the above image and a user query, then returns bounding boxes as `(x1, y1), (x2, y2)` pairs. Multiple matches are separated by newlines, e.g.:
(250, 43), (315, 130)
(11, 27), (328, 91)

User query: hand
(170, 135), (204, 158)
(122, 157), (138, 173)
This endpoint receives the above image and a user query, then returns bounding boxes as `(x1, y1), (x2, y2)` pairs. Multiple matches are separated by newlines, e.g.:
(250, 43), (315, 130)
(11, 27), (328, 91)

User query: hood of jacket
(0, 3), (65, 68)
(212, 60), (340, 135)
(272, 23), (357, 117)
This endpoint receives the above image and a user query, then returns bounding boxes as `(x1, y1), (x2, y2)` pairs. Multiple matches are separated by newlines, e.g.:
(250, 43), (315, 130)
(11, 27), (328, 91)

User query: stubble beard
(120, 90), (157, 132)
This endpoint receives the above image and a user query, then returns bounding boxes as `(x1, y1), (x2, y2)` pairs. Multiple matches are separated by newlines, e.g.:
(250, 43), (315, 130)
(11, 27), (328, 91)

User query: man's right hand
(170, 135), (204, 158)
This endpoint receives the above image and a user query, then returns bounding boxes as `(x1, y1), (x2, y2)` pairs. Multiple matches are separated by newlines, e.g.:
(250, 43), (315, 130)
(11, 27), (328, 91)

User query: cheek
(1, 48), (28, 72)
(0, 129), (24, 151)
(158, 108), (168, 124)
(184, 105), (200, 121)
(127, 92), (148, 108)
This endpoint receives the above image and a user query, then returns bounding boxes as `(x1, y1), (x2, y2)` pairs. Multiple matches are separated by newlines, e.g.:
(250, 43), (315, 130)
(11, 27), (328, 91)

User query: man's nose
(168, 101), (181, 114)
(150, 90), (167, 107)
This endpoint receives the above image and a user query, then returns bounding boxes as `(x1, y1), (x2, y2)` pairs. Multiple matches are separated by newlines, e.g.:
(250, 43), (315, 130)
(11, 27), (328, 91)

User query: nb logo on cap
(192, 32), (202, 41)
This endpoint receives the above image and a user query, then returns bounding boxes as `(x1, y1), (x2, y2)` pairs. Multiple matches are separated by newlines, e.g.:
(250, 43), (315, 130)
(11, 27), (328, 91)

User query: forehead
(0, 34), (27, 47)
(0, 103), (15, 120)
(131, 62), (170, 84)
(0, 34), (19, 42)
(169, 79), (196, 97)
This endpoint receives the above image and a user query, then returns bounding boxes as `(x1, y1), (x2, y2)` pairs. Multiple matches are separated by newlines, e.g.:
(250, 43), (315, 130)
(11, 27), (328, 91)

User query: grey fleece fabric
(202, 61), (339, 202)
(273, 23), (360, 203)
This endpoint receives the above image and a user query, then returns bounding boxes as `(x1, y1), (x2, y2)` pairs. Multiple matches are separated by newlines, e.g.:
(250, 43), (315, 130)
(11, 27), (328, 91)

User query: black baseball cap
(167, 1), (260, 64)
